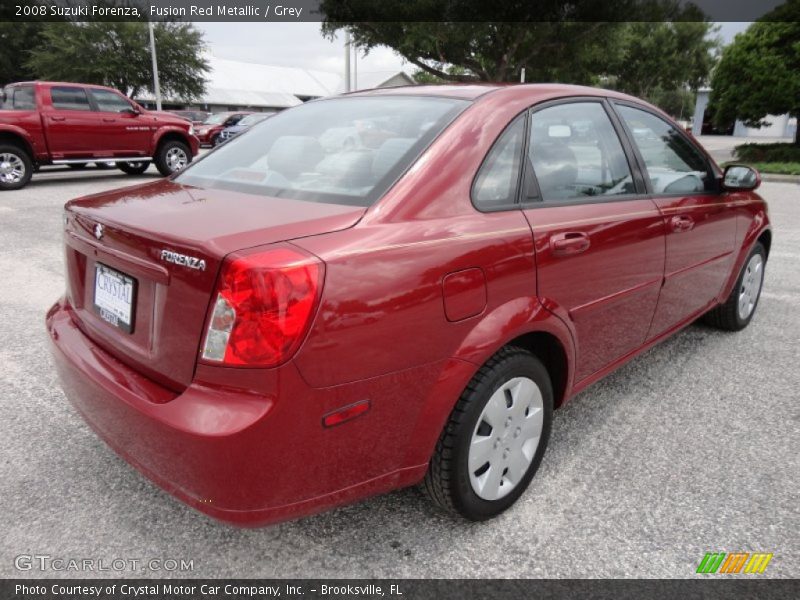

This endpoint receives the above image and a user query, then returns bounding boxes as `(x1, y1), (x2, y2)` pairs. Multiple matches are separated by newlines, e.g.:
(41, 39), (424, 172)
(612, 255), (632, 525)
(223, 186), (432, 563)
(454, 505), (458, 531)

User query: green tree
(0, 22), (46, 85)
(26, 21), (209, 101)
(608, 21), (719, 114)
(321, 1), (705, 83)
(710, 1), (800, 144)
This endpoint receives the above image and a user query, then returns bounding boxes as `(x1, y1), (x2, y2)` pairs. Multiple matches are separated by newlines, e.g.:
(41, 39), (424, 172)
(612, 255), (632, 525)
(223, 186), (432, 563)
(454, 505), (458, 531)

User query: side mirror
(121, 107), (140, 116)
(723, 164), (760, 191)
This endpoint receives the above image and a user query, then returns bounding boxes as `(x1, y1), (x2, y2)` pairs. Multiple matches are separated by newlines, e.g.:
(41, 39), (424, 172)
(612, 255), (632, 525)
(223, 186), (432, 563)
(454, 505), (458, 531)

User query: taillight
(201, 245), (323, 367)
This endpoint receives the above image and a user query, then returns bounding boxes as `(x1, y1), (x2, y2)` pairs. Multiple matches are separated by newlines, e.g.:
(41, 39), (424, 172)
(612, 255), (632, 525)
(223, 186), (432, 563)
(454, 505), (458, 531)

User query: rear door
(612, 102), (736, 339)
(87, 88), (151, 156)
(520, 99), (666, 384)
(42, 85), (98, 158)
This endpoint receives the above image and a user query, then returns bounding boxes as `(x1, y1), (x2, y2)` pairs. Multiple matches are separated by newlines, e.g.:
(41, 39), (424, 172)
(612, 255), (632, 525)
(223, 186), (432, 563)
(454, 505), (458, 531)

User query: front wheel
(424, 346), (553, 520)
(0, 145), (33, 191)
(703, 242), (766, 331)
(118, 161), (149, 175)
(154, 140), (191, 177)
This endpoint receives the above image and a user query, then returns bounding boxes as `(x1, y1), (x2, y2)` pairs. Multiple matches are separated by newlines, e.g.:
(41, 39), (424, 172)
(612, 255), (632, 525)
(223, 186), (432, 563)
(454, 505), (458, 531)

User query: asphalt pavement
(0, 164), (797, 578)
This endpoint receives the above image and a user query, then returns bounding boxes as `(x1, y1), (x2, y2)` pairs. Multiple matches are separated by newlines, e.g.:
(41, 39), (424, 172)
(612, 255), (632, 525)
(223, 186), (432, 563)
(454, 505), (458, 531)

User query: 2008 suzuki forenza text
(47, 85), (771, 525)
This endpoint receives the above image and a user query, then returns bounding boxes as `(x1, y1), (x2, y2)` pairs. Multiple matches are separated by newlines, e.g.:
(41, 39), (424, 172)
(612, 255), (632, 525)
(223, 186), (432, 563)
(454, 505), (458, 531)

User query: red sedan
(47, 84), (770, 525)
(193, 112), (252, 147)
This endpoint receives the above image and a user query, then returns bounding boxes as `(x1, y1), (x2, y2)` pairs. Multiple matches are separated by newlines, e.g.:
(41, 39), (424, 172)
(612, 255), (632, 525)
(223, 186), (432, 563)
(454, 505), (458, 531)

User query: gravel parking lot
(0, 166), (797, 579)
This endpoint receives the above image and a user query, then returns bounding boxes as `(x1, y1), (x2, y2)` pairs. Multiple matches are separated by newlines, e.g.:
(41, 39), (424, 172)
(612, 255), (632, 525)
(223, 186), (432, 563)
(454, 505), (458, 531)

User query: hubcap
(468, 377), (544, 501)
(738, 254), (764, 320)
(165, 147), (188, 172)
(0, 153), (25, 184)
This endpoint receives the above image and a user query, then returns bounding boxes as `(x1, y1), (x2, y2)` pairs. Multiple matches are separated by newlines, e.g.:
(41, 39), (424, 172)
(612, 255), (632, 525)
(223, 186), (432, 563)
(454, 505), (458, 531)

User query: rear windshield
(176, 96), (469, 206)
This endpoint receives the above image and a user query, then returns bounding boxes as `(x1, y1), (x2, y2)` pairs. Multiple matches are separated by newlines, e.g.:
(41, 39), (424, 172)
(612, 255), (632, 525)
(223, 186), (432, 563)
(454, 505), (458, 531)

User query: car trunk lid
(63, 180), (364, 391)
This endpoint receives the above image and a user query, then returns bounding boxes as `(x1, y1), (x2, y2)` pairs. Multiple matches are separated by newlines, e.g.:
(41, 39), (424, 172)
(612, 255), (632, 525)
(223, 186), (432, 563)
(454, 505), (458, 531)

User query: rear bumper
(45, 298), (443, 526)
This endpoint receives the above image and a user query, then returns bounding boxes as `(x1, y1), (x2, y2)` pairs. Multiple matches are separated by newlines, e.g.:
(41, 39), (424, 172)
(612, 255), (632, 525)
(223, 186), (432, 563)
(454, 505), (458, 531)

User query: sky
(199, 22), (752, 79)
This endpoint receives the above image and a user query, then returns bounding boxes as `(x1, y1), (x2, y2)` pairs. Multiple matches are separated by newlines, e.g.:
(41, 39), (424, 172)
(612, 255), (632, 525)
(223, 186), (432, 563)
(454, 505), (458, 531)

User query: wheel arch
(152, 128), (191, 154)
(0, 129), (35, 160)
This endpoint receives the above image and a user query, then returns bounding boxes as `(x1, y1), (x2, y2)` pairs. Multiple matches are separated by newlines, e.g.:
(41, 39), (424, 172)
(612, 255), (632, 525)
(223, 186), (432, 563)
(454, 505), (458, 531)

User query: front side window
(615, 104), (712, 194)
(529, 102), (635, 202)
(177, 96), (468, 207)
(472, 115), (525, 210)
(90, 89), (133, 113)
(51, 86), (91, 111)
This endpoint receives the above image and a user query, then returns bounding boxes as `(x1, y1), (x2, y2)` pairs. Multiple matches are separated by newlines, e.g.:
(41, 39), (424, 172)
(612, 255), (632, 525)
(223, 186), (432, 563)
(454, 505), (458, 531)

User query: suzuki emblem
(94, 223), (104, 240)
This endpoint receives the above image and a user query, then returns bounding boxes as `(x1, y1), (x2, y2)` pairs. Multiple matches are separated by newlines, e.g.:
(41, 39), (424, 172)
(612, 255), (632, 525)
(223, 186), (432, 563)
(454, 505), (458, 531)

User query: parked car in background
(47, 84), (770, 526)
(168, 109), (211, 126)
(194, 112), (252, 147)
(0, 81), (199, 190)
(215, 112), (275, 145)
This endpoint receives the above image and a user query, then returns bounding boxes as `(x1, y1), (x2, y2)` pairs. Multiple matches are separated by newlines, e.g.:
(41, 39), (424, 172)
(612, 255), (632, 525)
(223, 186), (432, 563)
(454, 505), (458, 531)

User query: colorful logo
(697, 552), (774, 574)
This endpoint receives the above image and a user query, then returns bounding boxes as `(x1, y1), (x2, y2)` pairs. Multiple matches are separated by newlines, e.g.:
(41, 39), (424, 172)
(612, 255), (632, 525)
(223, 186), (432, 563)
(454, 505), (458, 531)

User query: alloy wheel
(738, 253), (764, 320)
(0, 153), (25, 184)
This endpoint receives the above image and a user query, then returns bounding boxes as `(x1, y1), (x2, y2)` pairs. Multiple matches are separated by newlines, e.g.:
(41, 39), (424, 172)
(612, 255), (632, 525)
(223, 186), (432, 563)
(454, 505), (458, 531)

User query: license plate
(93, 263), (136, 333)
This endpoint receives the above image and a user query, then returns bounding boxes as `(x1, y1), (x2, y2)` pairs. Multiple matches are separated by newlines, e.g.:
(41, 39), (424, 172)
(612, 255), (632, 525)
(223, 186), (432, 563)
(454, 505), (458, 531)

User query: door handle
(50, 116), (66, 122)
(102, 118), (116, 123)
(551, 232), (591, 257)
(670, 215), (694, 233)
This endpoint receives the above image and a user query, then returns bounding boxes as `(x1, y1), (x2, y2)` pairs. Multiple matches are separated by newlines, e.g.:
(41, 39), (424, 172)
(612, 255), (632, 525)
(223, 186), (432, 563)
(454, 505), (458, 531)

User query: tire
(68, 163), (88, 170)
(0, 144), (33, 191)
(117, 161), (149, 175)
(154, 139), (191, 176)
(424, 346), (553, 520)
(703, 242), (766, 331)
(210, 134), (220, 147)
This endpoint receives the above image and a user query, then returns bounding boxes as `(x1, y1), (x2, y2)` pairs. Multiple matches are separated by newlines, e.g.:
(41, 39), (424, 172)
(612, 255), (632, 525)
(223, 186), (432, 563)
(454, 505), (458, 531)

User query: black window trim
(609, 99), (722, 198)
(519, 96), (651, 209)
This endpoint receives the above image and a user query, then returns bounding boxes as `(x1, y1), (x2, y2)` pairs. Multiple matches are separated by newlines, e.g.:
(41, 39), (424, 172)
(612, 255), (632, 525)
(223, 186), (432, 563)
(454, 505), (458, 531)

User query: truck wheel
(0, 145), (33, 191)
(154, 140), (191, 176)
(424, 346), (553, 520)
(118, 161), (149, 175)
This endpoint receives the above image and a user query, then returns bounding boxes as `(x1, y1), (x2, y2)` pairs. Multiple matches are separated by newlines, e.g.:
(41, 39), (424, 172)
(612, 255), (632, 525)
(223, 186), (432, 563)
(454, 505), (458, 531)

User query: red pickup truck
(0, 81), (199, 191)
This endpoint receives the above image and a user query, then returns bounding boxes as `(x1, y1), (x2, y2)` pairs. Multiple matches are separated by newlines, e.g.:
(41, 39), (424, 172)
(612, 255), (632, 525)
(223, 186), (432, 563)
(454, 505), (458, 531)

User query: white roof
(139, 55), (414, 109)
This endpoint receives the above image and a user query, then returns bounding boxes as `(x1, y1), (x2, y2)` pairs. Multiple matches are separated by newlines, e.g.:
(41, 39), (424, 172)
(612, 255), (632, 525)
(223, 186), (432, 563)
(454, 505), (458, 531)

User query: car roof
(347, 83), (649, 105)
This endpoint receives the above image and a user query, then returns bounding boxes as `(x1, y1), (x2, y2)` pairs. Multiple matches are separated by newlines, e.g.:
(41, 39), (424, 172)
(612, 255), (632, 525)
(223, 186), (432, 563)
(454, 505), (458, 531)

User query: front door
(521, 100), (666, 384)
(612, 103), (737, 339)
(87, 88), (152, 157)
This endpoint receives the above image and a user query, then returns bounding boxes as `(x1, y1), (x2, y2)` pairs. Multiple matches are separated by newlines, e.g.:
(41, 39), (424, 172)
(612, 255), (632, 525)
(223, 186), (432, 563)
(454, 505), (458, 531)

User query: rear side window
(176, 96), (468, 207)
(2, 86), (35, 110)
(472, 115), (526, 211)
(90, 89), (132, 113)
(529, 102), (635, 202)
(51, 86), (91, 111)
(615, 104), (712, 194)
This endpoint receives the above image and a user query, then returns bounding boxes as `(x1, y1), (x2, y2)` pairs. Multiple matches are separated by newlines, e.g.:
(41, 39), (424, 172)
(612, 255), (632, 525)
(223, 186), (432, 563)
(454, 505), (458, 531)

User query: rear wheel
(118, 161), (149, 175)
(424, 346), (553, 520)
(154, 140), (191, 176)
(704, 242), (766, 331)
(0, 145), (33, 191)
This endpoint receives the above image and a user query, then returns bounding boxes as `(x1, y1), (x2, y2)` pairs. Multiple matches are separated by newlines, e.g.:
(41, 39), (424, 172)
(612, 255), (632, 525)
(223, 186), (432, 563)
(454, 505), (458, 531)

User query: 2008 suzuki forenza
(47, 84), (771, 525)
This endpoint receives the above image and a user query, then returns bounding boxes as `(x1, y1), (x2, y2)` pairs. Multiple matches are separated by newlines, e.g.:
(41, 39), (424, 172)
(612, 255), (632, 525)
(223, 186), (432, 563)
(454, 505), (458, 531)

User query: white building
(137, 55), (415, 112)
(692, 87), (797, 139)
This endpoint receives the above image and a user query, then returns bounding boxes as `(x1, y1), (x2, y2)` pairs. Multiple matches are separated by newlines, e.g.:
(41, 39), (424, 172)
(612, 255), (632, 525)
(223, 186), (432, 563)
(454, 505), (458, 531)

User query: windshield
(238, 113), (272, 127)
(176, 96), (468, 206)
(203, 113), (230, 125)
